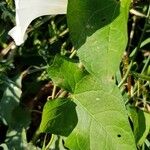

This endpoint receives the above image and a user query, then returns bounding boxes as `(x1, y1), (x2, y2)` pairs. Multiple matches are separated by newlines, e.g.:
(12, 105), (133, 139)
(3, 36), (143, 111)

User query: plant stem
(118, 4), (150, 88)
(118, 61), (133, 88)
(132, 5), (150, 60)
(141, 55), (150, 74)
(58, 91), (68, 98)
(45, 134), (54, 150)
(69, 48), (77, 59)
(52, 85), (57, 99)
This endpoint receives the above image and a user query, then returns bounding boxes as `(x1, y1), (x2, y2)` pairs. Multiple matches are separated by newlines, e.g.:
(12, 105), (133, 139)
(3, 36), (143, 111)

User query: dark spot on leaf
(117, 134), (121, 138)
(101, 18), (106, 22)
(111, 76), (114, 80)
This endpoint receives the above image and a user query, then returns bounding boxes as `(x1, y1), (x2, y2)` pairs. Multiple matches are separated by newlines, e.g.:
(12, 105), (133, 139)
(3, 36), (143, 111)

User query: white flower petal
(8, 0), (67, 46)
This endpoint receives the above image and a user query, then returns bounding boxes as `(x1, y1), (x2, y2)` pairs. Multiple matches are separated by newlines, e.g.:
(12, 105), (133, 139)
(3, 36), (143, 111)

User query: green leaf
(68, 0), (118, 48)
(66, 0), (136, 149)
(4, 128), (40, 150)
(131, 71), (150, 82)
(5, 128), (28, 150)
(65, 75), (136, 150)
(68, 0), (130, 79)
(11, 106), (30, 129)
(47, 55), (87, 93)
(130, 107), (150, 146)
(39, 98), (77, 136)
(0, 75), (22, 125)
(0, 143), (9, 150)
(0, 75), (31, 149)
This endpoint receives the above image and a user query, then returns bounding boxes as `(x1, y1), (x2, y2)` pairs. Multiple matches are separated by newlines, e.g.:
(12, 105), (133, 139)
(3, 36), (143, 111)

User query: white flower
(8, 0), (67, 46)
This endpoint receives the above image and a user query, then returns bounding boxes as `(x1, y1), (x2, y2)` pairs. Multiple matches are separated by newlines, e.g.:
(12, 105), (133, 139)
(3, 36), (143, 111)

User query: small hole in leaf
(111, 76), (114, 80)
(117, 134), (121, 138)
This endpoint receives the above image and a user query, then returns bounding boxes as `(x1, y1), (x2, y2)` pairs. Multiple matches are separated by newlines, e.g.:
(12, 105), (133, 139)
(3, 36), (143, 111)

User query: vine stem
(0, 41), (15, 58)
(132, 4), (150, 60)
(51, 85), (57, 99)
(118, 61), (133, 88)
(141, 55), (150, 74)
(118, 4), (150, 88)
(45, 134), (54, 150)
(69, 48), (77, 59)
(132, 4), (150, 92)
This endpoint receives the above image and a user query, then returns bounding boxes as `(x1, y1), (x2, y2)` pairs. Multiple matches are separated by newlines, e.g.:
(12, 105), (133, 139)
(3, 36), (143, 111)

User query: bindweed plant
(0, 0), (150, 149)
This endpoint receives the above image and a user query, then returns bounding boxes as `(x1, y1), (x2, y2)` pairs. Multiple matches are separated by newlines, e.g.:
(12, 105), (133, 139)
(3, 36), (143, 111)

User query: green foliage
(39, 98), (77, 136)
(78, 1), (130, 79)
(66, 75), (136, 150)
(1, 0), (150, 149)
(63, 0), (135, 149)
(130, 107), (150, 147)
(0, 75), (31, 149)
(0, 75), (22, 125)
(47, 55), (87, 92)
